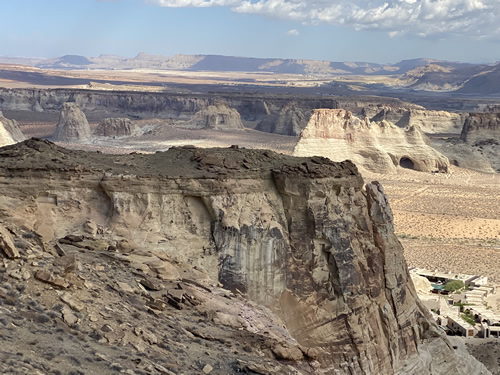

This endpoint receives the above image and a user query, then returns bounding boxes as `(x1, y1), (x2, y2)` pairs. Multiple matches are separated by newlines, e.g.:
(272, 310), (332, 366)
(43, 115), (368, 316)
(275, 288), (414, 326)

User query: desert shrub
(444, 280), (465, 292)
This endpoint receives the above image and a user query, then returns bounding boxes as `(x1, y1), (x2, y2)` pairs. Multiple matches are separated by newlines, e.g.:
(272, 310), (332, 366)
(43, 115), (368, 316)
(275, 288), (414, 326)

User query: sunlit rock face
(363, 105), (465, 134)
(0, 139), (488, 374)
(0, 111), (25, 146)
(52, 102), (91, 142)
(293, 109), (450, 173)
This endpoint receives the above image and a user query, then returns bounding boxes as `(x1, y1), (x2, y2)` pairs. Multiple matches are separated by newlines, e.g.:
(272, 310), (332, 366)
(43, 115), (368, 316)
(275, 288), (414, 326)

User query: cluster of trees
(444, 280), (465, 292)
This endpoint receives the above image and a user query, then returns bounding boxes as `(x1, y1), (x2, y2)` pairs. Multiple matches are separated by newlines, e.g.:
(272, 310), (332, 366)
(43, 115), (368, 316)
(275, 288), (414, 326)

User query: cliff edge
(0, 139), (488, 374)
(293, 109), (450, 173)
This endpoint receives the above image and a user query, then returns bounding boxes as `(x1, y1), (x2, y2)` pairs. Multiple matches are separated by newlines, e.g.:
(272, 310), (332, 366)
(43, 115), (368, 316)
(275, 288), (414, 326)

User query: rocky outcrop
(448, 112), (500, 172)
(52, 103), (91, 142)
(0, 139), (487, 374)
(0, 111), (25, 146)
(460, 113), (500, 145)
(255, 102), (310, 136)
(433, 141), (496, 174)
(363, 105), (465, 134)
(94, 117), (139, 137)
(293, 109), (450, 173)
(184, 103), (244, 130)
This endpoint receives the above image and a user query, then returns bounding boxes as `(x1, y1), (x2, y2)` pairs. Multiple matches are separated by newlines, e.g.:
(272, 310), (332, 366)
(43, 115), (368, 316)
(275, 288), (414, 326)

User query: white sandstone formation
(363, 105), (465, 134)
(293, 109), (450, 173)
(52, 102), (91, 142)
(0, 111), (25, 147)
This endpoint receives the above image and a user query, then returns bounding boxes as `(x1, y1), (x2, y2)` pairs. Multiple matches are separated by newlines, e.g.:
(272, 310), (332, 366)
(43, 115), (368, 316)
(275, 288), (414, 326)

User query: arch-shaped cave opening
(400, 157), (415, 170)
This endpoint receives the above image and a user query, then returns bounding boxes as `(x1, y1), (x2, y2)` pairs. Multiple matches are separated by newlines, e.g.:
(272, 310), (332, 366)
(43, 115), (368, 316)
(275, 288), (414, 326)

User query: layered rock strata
(0, 88), (338, 134)
(184, 103), (244, 130)
(52, 102), (91, 142)
(94, 117), (139, 137)
(293, 109), (450, 173)
(363, 105), (465, 134)
(0, 139), (486, 374)
(460, 113), (500, 145)
(451, 112), (500, 172)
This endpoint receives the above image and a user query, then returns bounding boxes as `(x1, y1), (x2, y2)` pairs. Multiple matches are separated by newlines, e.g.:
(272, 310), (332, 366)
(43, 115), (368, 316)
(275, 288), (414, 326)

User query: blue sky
(1, 0), (499, 64)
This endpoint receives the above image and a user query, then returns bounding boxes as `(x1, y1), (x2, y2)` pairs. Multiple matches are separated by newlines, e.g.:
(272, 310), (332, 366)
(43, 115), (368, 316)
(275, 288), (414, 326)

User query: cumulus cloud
(148, 0), (499, 39)
(287, 29), (300, 36)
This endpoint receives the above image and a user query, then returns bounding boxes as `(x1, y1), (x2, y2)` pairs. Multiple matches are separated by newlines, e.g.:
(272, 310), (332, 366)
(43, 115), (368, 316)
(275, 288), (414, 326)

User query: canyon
(0, 139), (489, 374)
(0, 64), (499, 374)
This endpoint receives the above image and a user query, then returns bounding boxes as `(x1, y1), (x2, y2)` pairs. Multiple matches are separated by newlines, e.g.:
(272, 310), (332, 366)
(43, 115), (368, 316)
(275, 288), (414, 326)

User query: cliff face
(94, 117), (139, 137)
(461, 113), (500, 144)
(184, 103), (244, 130)
(0, 88), (338, 135)
(363, 105), (465, 134)
(449, 112), (500, 173)
(0, 111), (25, 146)
(0, 139), (487, 374)
(293, 109), (450, 173)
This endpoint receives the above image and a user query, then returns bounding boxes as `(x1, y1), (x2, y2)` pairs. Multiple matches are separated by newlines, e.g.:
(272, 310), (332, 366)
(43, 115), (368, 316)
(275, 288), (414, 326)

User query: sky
(1, 0), (499, 64)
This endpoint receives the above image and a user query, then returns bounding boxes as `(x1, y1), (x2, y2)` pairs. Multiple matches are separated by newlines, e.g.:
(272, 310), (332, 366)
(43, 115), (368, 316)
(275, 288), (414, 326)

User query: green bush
(461, 311), (476, 325)
(444, 280), (465, 292)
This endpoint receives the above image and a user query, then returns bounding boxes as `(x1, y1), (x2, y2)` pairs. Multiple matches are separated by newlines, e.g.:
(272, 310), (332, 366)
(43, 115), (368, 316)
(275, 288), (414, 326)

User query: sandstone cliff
(94, 117), (140, 137)
(0, 88), (337, 133)
(461, 113), (500, 144)
(293, 109), (450, 173)
(184, 103), (244, 130)
(255, 102), (310, 136)
(52, 102), (92, 142)
(0, 139), (487, 374)
(0, 111), (25, 146)
(363, 105), (465, 134)
(453, 112), (500, 172)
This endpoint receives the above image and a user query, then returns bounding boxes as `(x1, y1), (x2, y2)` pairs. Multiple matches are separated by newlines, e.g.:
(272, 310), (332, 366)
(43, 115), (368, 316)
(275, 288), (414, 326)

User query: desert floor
(365, 167), (500, 285)
(13, 116), (500, 286)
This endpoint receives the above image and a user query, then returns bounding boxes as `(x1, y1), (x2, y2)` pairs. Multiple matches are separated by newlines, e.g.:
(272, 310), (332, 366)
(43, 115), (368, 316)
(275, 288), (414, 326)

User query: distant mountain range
(1, 53), (499, 95)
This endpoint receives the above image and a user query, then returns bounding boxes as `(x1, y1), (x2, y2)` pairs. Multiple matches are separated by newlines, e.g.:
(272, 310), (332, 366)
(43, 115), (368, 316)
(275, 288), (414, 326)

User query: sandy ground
(365, 167), (500, 285)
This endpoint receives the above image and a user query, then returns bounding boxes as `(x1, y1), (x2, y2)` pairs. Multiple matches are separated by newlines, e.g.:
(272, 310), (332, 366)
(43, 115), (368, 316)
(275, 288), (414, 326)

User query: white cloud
(287, 29), (300, 36)
(147, 0), (500, 39)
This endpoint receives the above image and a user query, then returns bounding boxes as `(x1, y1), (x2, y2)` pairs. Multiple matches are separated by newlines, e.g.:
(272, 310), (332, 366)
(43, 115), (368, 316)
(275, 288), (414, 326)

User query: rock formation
(184, 103), (244, 130)
(454, 113), (500, 172)
(293, 109), (450, 173)
(0, 139), (487, 374)
(460, 113), (500, 145)
(362, 105), (465, 134)
(0, 88), (337, 129)
(94, 117), (139, 137)
(0, 111), (25, 146)
(52, 102), (91, 142)
(255, 102), (310, 136)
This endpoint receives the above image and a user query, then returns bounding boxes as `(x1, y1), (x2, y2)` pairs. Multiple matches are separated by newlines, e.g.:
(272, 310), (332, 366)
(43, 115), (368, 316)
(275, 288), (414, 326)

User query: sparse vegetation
(461, 310), (476, 326)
